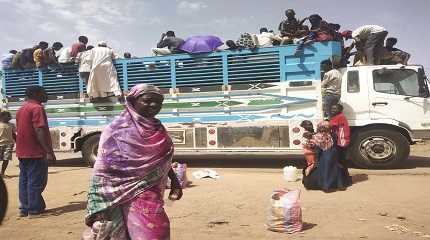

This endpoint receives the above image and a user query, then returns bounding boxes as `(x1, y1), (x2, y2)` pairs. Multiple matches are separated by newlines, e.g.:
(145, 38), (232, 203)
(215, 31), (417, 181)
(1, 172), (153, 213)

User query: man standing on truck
(345, 25), (388, 65)
(1, 50), (17, 70)
(86, 41), (122, 100)
(70, 36), (88, 59)
(15, 86), (56, 218)
(321, 58), (342, 119)
(43, 42), (64, 69)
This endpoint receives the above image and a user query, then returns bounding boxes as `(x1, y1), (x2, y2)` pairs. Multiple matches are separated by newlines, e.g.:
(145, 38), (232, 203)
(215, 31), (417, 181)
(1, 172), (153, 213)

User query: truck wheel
(81, 134), (100, 167)
(349, 129), (410, 169)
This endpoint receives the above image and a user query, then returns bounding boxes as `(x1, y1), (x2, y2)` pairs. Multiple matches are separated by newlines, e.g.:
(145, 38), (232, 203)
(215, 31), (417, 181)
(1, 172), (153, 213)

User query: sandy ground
(0, 142), (429, 240)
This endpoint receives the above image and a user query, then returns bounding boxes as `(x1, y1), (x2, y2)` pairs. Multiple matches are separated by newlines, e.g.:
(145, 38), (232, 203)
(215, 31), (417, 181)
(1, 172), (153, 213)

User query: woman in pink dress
(84, 84), (182, 240)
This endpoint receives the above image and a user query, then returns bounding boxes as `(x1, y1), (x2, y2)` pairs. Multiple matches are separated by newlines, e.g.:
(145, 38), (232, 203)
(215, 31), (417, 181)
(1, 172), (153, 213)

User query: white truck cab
(341, 64), (430, 168)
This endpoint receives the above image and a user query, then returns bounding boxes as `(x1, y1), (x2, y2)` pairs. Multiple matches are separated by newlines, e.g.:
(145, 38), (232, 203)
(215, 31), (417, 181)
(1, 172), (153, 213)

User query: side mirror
(423, 76), (430, 98)
(424, 84), (430, 98)
(418, 68), (430, 98)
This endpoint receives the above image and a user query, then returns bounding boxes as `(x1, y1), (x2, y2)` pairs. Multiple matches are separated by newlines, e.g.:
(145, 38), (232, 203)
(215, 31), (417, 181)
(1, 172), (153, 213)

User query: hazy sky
(0, 0), (429, 70)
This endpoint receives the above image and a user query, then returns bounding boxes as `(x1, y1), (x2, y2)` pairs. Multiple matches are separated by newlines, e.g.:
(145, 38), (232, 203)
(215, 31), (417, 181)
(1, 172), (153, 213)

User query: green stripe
(9, 98), (282, 115)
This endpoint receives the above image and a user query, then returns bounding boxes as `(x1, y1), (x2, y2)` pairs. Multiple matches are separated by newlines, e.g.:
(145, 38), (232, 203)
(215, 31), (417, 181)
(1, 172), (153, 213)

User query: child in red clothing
(300, 120), (316, 176)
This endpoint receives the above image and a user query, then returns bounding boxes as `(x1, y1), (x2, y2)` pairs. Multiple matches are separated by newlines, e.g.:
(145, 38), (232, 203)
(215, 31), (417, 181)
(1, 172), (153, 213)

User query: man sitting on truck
(152, 31), (184, 56)
(381, 37), (410, 65)
(278, 9), (308, 45)
(254, 27), (281, 48)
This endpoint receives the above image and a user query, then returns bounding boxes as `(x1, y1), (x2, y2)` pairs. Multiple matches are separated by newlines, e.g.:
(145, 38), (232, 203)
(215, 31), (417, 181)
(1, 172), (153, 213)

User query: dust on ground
(0, 141), (429, 240)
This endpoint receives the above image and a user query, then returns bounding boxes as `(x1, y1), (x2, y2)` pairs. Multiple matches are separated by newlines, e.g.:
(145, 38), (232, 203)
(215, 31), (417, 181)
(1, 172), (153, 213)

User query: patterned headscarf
(126, 84), (163, 102)
(86, 84), (173, 227)
(313, 121), (333, 151)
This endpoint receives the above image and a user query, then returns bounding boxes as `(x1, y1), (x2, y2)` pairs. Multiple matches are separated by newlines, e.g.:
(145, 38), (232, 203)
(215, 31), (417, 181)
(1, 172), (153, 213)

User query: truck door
(368, 66), (430, 135)
(340, 68), (371, 120)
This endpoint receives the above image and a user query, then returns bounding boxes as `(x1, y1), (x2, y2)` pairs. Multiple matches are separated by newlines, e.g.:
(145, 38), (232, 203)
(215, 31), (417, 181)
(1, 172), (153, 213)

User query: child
(302, 131), (316, 176)
(329, 104), (350, 166)
(300, 120), (316, 175)
(0, 111), (16, 177)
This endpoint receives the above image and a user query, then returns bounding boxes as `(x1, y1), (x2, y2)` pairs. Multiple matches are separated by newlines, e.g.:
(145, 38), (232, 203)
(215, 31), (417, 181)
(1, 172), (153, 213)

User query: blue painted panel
(3, 41), (341, 98)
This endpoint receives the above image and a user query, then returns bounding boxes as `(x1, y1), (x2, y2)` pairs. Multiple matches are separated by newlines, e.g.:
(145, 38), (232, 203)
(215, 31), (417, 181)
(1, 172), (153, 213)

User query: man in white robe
(87, 41), (121, 99)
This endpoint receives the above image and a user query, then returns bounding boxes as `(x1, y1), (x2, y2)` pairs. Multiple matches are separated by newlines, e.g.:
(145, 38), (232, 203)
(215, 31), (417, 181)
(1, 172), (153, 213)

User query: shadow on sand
(398, 155), (430, 169)
(43, 201), (87, 217)
(50, 158), (89, 168)
(175, 154), (430, 170)
(48, 153), (430, 171)
(302, 222), (318, 231)
(351, 174), (369, 184)
(174, 154), (306, 169)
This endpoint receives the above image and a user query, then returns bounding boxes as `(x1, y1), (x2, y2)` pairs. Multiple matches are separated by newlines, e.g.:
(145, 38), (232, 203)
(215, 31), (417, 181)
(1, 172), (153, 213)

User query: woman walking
(84, 84), (182, 240)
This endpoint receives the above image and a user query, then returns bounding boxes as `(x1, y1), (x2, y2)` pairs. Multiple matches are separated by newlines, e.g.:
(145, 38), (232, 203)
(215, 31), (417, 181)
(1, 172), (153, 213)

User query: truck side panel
(1, 42), (341, 151)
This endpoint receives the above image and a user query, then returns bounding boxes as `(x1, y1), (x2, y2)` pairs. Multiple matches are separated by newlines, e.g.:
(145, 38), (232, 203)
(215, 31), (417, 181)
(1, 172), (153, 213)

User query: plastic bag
(167, 163), (189, 188)
(81, 220), (113, 240)
(267, 189), (302, 233)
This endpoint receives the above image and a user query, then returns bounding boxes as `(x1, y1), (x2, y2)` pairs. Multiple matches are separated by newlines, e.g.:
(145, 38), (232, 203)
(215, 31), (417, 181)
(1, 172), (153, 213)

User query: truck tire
(349, 129), (410, 169)
(81, 134), (100, 167)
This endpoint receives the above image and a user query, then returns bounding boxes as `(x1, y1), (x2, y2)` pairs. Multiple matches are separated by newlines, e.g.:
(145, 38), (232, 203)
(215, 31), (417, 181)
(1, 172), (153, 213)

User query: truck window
(347, 71), (360, 93)
(372, 69), (421, 97)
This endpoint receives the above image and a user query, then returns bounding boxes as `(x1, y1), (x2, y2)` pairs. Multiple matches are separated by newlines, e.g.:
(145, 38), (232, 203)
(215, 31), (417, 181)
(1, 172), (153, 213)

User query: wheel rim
(359, 136), (397, 163)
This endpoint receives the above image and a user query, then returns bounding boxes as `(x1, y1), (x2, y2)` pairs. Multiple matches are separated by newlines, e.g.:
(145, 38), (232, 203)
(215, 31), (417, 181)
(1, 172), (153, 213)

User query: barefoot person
(84, 84), (183, 239)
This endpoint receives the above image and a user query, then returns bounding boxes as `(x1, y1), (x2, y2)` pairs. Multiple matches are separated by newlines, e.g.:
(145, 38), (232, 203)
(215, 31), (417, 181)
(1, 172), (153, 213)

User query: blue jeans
(323, 94), (340, 119)
(18, 158), (48, 215)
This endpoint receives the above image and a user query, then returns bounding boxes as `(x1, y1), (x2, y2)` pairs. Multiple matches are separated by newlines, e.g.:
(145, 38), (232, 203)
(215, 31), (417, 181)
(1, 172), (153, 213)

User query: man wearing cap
(86, 41), (121, 100)
(344, 25), (388, 65)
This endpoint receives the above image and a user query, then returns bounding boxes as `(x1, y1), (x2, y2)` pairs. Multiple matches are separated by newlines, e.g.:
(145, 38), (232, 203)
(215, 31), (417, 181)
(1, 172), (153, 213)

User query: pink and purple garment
(313, 121), (333, 151)
(84, 84), (173, 240)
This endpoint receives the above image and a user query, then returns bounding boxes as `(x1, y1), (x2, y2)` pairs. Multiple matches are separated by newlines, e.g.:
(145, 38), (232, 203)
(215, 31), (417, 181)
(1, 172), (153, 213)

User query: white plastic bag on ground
(192, 169), (220, 179)
(81, 221), (113, 240)
(267, 189), (303, 233)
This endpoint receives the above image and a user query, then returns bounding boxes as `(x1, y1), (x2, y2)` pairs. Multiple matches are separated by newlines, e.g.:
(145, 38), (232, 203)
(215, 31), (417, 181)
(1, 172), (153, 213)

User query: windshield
(373, 68), (428, 97)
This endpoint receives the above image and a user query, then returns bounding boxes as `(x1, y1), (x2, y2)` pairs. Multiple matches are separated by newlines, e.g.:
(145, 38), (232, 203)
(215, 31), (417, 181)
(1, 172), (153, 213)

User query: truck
(1, 41), (429, 168)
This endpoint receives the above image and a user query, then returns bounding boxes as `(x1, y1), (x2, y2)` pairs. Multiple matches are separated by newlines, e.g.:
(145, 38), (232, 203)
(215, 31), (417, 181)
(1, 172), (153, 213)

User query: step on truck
(1, 41), (430, 168)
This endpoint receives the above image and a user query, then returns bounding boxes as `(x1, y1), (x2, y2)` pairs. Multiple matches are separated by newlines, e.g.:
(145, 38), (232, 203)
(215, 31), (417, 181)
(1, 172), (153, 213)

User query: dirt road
(0, 142), (429, 240)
